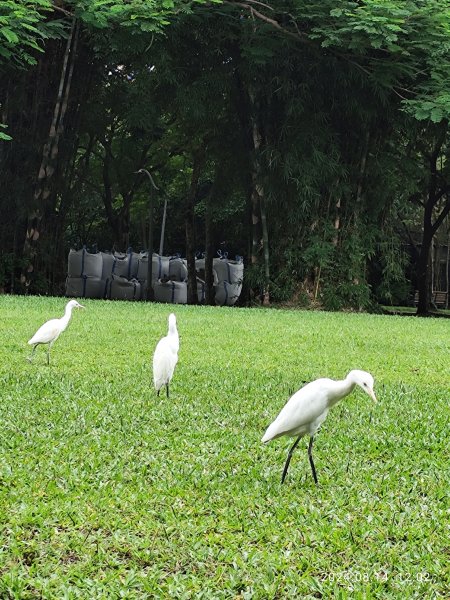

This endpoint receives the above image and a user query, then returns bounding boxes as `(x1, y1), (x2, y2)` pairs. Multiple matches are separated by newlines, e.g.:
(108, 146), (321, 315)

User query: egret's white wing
(28, 319), (60, 345)
(262, 378), (333, 441)
(153, 336), (178, 389)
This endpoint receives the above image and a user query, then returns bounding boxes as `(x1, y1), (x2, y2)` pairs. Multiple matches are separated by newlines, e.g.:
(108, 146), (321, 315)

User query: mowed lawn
(0, 295), (448, 599)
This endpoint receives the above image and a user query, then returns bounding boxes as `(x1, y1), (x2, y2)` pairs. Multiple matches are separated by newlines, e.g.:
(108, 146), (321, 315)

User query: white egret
(152, 313), (179, 398)
(28, 299), (85, 364)
(262, 370), (377, 484)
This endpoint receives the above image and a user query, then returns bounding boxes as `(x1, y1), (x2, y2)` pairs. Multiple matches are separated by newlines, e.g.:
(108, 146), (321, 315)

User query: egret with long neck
(152, 313), (179, 398)
(262, 370), (377, 484)
(28, 299), (84, 364)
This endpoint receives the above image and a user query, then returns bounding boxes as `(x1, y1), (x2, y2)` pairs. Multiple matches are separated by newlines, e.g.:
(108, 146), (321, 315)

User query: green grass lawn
(0, 295), (448, 598)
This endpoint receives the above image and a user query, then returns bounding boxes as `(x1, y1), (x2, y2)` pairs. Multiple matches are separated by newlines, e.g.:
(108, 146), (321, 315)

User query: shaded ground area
(381, 306), (450, 318)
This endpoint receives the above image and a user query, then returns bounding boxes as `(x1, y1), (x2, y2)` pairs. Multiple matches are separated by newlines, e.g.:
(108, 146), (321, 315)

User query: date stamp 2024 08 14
(323, 570), (431, 584)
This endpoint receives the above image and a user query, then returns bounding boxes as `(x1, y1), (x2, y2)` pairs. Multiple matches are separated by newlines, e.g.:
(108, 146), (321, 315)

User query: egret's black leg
(157, 389), (160, 397)
(281, 435), (302, 484)
(308, 436), (318, 485)
(166, 383), (169, 398)
(47, 346), (50, 365)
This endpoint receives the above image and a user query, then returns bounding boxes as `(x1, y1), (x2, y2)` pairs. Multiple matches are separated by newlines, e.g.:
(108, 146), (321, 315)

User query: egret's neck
(328, 376), (356, 407)
(168, 323), (179, 351)
(60, 305), (74, 331)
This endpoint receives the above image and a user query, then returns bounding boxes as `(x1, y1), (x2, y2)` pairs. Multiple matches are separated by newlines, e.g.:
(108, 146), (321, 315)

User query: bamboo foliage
(1, 1), (450, 310)
(22, 18), (79, 287)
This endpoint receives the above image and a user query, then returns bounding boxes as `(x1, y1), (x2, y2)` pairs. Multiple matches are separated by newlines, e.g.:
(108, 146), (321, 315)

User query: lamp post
(136, 169), (159, 301)
(159, 197), (168, 256)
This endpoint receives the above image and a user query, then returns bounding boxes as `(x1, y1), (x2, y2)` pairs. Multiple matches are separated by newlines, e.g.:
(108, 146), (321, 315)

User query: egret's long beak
(368, 389), (377, 403)
(77, 304), (85, 309)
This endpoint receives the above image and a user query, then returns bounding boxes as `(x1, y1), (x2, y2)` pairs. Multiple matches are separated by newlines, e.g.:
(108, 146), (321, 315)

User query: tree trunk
(259, 188), (270, 306)
(101, 137), (132, 249)
(250, 179), (261, 268)
(416, 123), (450, 315)
(332, 196), (341, 247)
(22, 19), (79, 288)
(249, 88), (270, 305)
(185, 149), (205, 304)
(102, 137), (121, 247)
(416, 221), (433, 315)
(446, 224), (450, 309)
(204, 182), (215, 305)
(51, 134), (94, 293)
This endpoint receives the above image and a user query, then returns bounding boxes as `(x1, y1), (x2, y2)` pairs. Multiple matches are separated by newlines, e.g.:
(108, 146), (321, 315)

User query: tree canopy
(1, 0), (450, 313)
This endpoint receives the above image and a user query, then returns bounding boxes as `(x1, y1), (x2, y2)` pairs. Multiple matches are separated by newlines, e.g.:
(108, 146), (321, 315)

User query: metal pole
(159, 197), (168, 256)
(147, 196), (154, 301)
(135, 169), (159, 301)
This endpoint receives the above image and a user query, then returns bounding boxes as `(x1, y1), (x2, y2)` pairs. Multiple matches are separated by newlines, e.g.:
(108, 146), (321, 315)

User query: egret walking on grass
(153, 313), (179, 398)
(262, 370), (377, 484)
(28, 299), (85, 364)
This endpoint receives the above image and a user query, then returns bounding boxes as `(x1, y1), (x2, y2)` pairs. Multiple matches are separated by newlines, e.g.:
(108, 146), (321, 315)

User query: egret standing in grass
(153, 313), (179, 398)
(28, 299), (85, 364)
(262, 370), (377, 484)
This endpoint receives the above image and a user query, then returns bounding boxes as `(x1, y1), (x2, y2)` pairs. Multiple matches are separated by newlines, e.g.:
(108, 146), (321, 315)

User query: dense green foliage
(0, 1), (450, 311)
(0, 296), (448, 596)
(0, 0), (55, 66)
